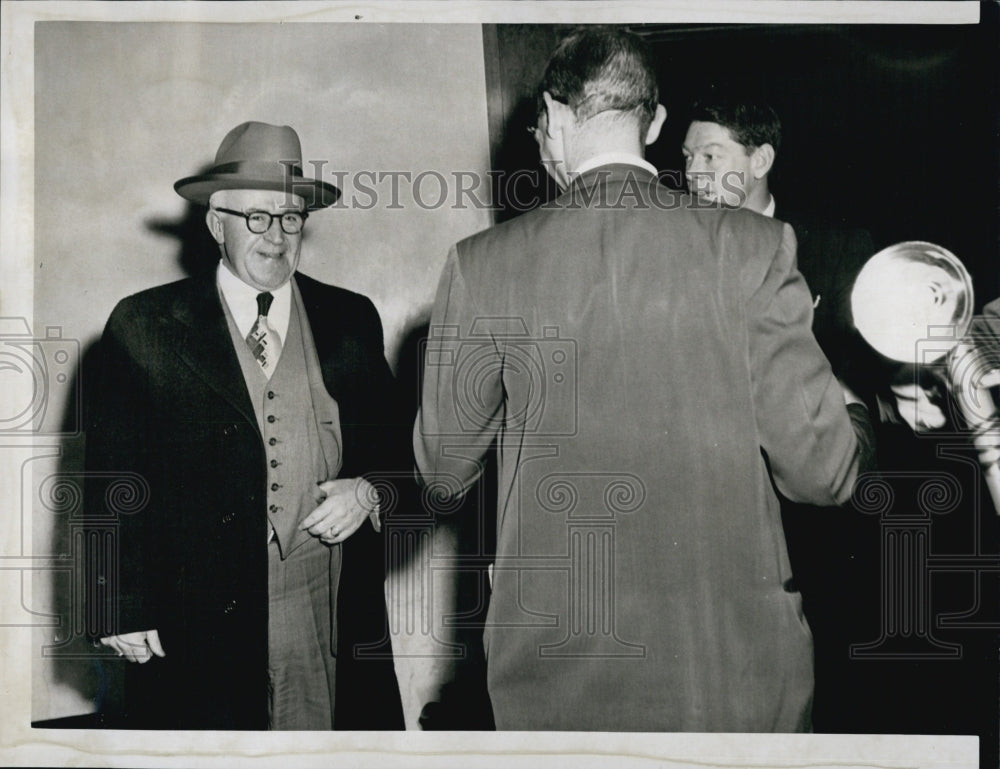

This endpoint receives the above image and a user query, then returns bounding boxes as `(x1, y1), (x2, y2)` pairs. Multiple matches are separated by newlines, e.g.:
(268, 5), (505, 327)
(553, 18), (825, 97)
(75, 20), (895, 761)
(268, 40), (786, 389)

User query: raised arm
(747, 222), (862, 506)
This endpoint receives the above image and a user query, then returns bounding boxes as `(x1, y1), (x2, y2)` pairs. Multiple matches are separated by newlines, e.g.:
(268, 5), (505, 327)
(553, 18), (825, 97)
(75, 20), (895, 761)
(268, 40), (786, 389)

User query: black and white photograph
(0, 2), (996, 767)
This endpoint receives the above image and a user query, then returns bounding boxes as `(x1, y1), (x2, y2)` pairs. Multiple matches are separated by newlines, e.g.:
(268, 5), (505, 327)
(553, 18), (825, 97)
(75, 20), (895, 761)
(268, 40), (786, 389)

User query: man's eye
(248, 213), (270, 226)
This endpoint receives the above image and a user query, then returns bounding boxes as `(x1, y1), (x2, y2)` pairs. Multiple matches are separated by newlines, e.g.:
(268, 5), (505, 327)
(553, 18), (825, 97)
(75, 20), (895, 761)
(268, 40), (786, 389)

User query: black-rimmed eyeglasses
(213, 207), (308, 235)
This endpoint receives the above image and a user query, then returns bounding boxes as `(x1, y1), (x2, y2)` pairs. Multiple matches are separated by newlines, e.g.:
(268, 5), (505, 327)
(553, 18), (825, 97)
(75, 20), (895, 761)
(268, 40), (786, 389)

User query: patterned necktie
(246, 292), (282, 377)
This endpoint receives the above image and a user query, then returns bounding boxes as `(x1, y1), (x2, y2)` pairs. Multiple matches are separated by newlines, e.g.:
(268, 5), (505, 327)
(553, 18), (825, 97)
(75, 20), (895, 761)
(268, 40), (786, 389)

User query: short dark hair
(539, 26), (659, 136)
(690, 100), (782, 154)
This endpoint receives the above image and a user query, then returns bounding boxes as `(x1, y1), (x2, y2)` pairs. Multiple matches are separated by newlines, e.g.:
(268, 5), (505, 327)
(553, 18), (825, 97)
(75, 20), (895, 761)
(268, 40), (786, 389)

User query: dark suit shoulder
(104, 273), (212, 334)
(785, 221), (875, 294)
(111, 274), (204, 311)
(294, 272), (378, 316)
(294, 272), (385, 353)
(774, 209), (875, 271)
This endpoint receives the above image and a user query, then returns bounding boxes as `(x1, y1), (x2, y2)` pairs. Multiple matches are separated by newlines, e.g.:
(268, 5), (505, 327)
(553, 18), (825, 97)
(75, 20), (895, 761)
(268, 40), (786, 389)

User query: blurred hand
(300, 477), (379, 545)
(891, 382), (947, 432)
(100, 629), (165, 664)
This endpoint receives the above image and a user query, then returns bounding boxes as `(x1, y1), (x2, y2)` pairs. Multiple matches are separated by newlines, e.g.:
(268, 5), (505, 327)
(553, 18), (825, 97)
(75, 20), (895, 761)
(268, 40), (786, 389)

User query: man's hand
(100, 629), (165, 663)
(891, 381), (947, 432)
(300, 477), (380, 545)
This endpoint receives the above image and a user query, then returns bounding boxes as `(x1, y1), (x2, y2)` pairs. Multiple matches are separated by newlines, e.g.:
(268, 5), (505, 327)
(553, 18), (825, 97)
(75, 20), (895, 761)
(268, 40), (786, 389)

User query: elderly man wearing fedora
(84, 122), (405, 730)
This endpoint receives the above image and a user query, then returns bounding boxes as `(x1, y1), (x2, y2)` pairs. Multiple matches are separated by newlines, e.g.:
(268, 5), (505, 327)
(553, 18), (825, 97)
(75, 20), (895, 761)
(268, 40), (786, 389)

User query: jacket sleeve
(83, 299), (158, 638)
(413, 245), (502, 496)
(747, 222), (862, 506)
(399, 245), (501, 728)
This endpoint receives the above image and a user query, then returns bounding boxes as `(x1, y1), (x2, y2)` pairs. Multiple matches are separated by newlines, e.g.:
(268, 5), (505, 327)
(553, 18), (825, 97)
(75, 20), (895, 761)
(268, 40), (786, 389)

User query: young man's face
(682, 120), (760, 208)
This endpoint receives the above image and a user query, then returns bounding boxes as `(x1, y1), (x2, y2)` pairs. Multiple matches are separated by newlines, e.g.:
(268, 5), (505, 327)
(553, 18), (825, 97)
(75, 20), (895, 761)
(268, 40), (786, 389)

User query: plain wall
(31, 21), (492, 721)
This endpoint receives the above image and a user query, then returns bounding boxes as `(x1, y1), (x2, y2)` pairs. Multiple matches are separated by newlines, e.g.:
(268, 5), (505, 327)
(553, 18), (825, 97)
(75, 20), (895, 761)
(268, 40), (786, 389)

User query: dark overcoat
(85, 270), (405, 729)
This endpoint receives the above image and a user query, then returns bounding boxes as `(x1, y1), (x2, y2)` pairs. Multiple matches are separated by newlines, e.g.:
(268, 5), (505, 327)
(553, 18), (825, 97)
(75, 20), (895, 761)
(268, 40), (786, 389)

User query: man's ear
(206, 209), (225, 244)
(644, 104), (668, 146)
(542, 91), (568, 136)
(751, 143), (776, 180)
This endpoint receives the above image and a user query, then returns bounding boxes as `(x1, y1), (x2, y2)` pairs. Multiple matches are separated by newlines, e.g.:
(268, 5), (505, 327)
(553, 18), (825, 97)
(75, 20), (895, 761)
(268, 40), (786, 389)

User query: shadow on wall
(146, 203), (220, 279)
(146, 162), (225, 278)
(39, 337), (119, 726)
(385, 314), (497, 730)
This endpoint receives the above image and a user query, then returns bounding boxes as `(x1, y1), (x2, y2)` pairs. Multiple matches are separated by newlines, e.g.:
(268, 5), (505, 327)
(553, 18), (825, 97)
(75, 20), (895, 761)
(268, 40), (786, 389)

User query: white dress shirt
(216, 261), (291, 344)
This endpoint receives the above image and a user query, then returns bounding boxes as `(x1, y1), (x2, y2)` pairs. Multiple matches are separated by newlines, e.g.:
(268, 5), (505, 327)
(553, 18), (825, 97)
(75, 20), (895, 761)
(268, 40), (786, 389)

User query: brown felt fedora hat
(174, 121), (340, 210)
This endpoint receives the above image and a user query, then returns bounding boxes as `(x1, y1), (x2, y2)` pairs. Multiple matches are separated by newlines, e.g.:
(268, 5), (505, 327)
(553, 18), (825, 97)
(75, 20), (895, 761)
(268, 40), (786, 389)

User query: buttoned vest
(221, 284), (343, 558)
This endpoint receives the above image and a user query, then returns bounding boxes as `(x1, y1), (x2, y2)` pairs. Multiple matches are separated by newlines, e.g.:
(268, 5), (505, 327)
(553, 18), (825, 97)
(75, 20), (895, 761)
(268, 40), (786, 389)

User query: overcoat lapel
(168, 272), (259, 431)
(295, 274), (346, 402)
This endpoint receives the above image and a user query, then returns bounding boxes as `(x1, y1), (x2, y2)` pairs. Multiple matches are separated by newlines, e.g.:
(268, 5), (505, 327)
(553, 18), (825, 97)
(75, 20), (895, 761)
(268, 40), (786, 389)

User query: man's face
(682, 121), (759, 208)
(207, 189), (306, 291)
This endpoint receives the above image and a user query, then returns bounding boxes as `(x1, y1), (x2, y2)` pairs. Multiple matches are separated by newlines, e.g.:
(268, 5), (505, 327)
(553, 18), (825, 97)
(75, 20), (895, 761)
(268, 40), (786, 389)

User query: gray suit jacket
(415, 164), (862, 731)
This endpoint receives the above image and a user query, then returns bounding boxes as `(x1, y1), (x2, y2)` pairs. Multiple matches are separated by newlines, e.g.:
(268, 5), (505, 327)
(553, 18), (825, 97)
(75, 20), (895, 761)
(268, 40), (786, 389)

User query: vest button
(270, 459), (278, 468)
(267, 415), (276, 423)
(267, 391), (275, 400)
(271, 483), (280, 492)
(269, 504), (278, 513)
(268, 438), (277, 446)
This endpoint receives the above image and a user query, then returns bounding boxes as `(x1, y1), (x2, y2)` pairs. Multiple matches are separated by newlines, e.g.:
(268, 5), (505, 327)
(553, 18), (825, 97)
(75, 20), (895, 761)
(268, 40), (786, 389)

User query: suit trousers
(267, 537), (338, 729)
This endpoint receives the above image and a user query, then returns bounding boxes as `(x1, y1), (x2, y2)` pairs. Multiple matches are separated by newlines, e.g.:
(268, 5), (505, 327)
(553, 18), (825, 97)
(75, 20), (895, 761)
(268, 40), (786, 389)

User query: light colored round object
(851, 241), (973, 363)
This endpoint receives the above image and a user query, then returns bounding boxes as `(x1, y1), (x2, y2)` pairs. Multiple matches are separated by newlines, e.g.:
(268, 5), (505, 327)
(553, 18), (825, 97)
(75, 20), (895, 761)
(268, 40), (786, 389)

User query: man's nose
(263, 218), (286, 243)
(686, 169), (712, 192)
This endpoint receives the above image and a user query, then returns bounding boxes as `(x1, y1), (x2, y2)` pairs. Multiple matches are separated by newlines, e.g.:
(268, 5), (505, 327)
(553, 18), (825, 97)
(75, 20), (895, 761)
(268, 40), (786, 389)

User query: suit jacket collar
(556, 162), (665, 212)
(570, 162), (659, 191)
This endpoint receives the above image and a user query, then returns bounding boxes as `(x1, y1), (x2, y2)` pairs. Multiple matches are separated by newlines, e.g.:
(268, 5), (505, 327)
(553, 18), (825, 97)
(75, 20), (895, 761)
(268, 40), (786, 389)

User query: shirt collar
(761, 194), (776, 218)
(573, 152), (658, 179)
(216, 261), (292, 342)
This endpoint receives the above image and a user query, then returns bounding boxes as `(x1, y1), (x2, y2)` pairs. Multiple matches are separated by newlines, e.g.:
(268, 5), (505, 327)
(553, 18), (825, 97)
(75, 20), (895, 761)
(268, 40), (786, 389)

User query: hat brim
(174, 174), (341, 210)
